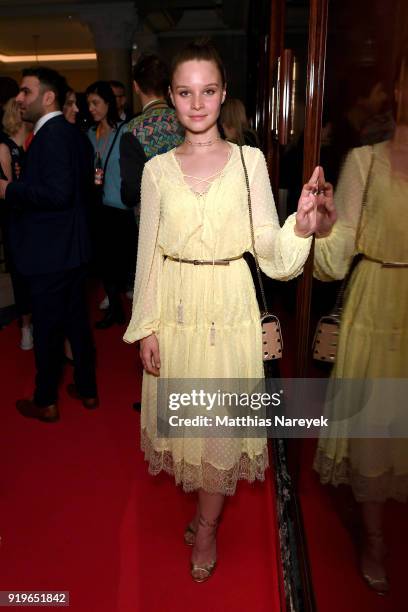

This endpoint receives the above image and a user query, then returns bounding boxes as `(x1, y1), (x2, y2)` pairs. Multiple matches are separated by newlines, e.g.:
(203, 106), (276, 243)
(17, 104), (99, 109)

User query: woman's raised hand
(140, 333), (161, 376)
(294, 166), (336, 238)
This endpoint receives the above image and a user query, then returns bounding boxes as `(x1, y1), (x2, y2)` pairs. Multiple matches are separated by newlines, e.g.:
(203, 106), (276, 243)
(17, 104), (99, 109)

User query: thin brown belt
(363, 255), (408, 268)
(165, 254), (244, 266)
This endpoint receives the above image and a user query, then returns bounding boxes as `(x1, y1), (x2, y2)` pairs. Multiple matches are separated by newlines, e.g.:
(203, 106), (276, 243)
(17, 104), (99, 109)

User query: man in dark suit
(0, 66), (98, 422)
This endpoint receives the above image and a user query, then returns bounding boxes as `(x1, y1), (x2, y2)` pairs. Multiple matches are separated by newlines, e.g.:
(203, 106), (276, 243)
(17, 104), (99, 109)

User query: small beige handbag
(312, 312), (341, 363)
(239, 146), (283, 361)
(261, 313), (283, 360)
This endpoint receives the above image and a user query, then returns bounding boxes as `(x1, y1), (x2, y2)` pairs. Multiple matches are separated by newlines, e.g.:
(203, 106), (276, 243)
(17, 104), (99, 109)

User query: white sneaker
(20, 325), (33, 350)
(99, 295), (110, 310)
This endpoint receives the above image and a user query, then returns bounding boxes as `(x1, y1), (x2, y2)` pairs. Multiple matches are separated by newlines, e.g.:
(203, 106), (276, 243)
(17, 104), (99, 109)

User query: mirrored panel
(303, 0), (408, 608)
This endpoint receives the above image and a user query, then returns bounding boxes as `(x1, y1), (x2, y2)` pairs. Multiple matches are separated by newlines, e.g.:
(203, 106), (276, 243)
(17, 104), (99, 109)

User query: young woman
(86, 81), (136, 328)
(0, 98), (33, 349)
(124, 40), (336, 582)
(63, 88), (79, 125)
(61, 87), (80, 365)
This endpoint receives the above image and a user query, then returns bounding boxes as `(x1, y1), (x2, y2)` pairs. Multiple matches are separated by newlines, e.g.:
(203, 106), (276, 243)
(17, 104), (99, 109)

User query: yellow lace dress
(124, 143), (312, 495)
(314, 142), (408, 502)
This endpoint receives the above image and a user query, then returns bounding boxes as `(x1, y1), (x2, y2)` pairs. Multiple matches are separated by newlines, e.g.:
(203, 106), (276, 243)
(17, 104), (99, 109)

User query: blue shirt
(87, 122), (127, 210)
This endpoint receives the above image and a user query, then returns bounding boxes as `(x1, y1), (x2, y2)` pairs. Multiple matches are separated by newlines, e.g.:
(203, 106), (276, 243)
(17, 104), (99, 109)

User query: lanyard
(95, 124), (112, 160)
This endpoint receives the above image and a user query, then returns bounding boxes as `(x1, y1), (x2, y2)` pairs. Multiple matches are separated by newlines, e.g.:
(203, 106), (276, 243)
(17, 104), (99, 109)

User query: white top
(33, 111), (63, 135)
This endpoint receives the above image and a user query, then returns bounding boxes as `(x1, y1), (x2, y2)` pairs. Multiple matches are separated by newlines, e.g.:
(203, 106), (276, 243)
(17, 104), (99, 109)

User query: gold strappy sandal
(361, 572), (389, 596)
(191, 558), (217, 583)
(359, 534), (390, 596)
(190, 515), (218, 583)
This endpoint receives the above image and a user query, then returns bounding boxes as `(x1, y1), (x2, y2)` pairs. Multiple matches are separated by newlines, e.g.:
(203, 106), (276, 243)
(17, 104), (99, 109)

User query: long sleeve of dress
(247, 147), (313, 280)
(313, 146), (372, 281)
(123, 163), (163, 343)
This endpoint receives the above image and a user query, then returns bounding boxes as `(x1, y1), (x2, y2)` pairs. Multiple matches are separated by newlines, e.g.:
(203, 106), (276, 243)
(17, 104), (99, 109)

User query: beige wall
(58, 68), (98, 92)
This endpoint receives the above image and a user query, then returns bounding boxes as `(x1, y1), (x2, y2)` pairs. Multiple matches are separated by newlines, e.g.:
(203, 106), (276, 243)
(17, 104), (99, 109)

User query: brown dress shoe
(66, 383), (99, 409)
(16, 399), (60, 423)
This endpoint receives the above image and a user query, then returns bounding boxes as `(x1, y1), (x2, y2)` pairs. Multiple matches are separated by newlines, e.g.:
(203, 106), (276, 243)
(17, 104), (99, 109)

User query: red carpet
(299, 439), (407, 611)
(0, 305), (283, 612)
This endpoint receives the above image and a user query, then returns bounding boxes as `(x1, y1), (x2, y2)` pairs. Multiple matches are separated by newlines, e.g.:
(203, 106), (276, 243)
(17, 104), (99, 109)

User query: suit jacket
(6, 115), (94, 276)
(119, 132), (146, 209)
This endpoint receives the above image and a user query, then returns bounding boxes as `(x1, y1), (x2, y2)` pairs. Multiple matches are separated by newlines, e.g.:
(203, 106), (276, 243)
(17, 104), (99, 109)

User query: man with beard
(0, 66), (98, 421)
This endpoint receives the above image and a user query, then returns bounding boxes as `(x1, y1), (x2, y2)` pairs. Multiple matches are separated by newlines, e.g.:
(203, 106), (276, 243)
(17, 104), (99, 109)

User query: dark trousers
(10, 262), (31, 317)
(27, 266), (97, 406)
(96, 205), (137, 313)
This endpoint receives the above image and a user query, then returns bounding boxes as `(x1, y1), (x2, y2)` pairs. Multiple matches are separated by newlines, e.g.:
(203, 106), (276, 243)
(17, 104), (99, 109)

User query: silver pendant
(210, 322), (216, 346)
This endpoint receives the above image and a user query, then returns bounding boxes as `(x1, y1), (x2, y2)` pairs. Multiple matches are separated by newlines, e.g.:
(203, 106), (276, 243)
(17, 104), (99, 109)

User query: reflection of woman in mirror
(313, 54), (408, 594)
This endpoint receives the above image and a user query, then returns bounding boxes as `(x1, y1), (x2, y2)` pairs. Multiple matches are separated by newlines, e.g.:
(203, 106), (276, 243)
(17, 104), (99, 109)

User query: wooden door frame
(262, 1), (330, 611)
(295, 0), (329, 379)
(259, 0), (329, 373)
(288, 1), (329, 610)
(251, 2), (329, 609)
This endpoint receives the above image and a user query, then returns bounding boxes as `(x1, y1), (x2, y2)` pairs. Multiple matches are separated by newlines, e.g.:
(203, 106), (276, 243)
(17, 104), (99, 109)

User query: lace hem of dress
(313, 448), (408, 503)
(141, 429), (269, 496)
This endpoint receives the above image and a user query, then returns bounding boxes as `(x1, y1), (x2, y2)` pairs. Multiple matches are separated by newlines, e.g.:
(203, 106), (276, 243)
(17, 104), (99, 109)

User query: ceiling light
(0, 52), (97, 63)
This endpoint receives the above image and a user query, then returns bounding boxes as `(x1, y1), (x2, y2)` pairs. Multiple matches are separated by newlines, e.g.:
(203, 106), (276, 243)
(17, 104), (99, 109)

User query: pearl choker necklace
(185, 136), (221, 147)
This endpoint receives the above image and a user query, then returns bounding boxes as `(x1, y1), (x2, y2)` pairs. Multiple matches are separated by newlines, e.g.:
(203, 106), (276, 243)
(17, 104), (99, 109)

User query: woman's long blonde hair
(2, 98), (23, 137)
